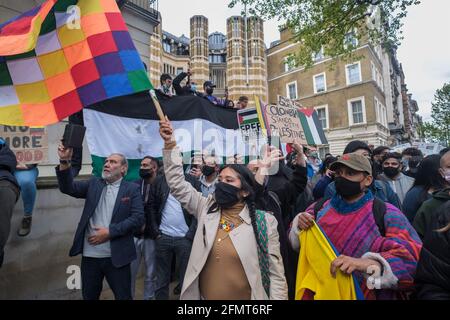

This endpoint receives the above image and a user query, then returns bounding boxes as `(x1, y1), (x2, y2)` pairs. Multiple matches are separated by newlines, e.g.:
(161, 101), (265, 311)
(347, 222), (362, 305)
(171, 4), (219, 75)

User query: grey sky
(159, 0), (449, 121)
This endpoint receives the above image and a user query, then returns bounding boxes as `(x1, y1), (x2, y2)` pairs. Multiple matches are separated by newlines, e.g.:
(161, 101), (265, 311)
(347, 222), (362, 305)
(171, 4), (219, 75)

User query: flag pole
(149, 89), (165, 120)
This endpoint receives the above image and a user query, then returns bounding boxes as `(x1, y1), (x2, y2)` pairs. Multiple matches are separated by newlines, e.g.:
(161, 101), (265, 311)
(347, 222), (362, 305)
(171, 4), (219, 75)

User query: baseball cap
(203, 80), (216, 88)
(330, 153), (372, 175)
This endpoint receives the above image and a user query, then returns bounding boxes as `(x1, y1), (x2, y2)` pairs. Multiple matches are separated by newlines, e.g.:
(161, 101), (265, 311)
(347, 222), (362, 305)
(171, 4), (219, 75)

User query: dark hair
(439, 147), (450, 157)
(319, 156), (338, 175)
(160, 73), (172, 84)
(143, 156), (160, 168)
(343, 140), (371, 155)
(373, 146), (390, 156)
(402, 147), (423, 158)
(413, 154), (447, 191)
(227, 100), (235, 108)
(382, 152), (402, 163)
(239, 96), (249, 102)
(207, 165), (265, 254)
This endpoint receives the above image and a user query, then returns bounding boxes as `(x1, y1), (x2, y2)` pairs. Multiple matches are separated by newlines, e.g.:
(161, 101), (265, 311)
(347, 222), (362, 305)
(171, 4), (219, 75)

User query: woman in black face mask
(159, 117), (287, 300)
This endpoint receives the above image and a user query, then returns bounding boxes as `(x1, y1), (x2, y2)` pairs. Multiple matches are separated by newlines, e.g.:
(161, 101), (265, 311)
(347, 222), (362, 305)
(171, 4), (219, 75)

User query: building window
(163, 42), (171, 53)
(347, 97), (366, 125)
(312, 47), (324, 61)
(252, 40), (259, 57)
(232, 40), (240, 57)
(232, 20), (240, 38)
(176, 67), (183, 75)
(371, 61), (384, 92)
(344, 30), (358, 48)
(313, 73), (326, 93)
(345, 62), (362, 85)
(314, 105), (328, 129)
(318, 146), (330, 159)
(374, 97), (387, 127)
(286, 81), (298, 100)
(284, 56), (294, 72)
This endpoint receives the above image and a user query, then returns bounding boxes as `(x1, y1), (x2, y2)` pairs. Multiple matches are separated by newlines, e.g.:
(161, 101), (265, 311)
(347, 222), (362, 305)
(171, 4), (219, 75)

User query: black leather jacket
(149, 173), (201, 240)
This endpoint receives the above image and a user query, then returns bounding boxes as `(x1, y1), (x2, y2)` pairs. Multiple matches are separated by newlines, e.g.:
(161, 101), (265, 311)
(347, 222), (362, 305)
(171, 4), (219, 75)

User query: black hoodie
(415, 200), (450, 299)
(413, 188), (450, 239)
(0, 142), (19, 189)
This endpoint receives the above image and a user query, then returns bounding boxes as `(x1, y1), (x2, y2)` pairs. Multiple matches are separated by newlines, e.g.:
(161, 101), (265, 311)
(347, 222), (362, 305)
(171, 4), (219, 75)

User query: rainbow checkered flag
(0, 0), (152, 126)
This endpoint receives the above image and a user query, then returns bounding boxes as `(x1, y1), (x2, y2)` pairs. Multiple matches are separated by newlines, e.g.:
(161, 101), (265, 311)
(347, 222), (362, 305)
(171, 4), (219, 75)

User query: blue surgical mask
(191, 84), (197, 92)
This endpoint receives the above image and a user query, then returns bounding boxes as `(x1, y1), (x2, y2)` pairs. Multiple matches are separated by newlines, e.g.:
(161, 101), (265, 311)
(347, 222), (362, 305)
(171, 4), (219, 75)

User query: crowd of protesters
(1, 71), (449, 300)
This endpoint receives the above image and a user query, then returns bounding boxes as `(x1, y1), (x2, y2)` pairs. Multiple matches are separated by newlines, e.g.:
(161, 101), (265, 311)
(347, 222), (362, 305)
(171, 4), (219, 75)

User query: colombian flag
(296, 222), (365, 300)
(0, 0), (152, 126)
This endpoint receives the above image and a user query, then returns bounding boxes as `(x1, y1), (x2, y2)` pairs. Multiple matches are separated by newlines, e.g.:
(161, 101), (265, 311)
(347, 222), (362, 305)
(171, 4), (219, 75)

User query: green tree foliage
(229, 0), (420, 68)
(421, 83), (450, 146)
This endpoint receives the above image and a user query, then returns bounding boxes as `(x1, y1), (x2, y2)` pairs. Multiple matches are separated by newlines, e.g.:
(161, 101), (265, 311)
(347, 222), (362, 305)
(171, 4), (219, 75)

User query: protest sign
(278, 95), (302, 109)
(0, 126), (48, 164)
(416, 142), (445, 156)
(263, 104), (307, 145)
(237, 108), (269, 159)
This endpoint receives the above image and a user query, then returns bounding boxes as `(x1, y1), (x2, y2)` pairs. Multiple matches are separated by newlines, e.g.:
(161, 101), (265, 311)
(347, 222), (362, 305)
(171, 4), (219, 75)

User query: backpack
(313, 197), (387, 236)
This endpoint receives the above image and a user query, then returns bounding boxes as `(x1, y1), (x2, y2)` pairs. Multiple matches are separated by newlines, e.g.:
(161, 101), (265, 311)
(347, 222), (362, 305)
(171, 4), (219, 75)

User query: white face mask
(442, 169), (450, 184)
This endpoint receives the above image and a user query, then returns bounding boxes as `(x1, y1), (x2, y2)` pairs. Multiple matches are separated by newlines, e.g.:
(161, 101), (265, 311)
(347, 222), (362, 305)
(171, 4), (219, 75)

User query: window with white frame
(347, 97), (366, 125)
(377, 72), (384, 92)
(312, 47), (324, 61)
(313, 73), (326, 93)
(284, 56), (295, 72)
(344, 30), (358, 48)
(314, 105), (328, 129)
(345, 62), (362, 85)
(371, 61), (384, 92)
(286, 81), (298, 100)
(318, 146), (330, 159)
(371, 62), (376, 81)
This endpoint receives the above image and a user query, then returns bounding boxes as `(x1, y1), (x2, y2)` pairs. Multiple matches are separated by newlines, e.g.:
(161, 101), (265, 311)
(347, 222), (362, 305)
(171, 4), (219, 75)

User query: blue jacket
(56, 167), (145, 268)
(324, 179), (401, 209)
(403, 185), (432, 223)
(313, 175), (333, 200)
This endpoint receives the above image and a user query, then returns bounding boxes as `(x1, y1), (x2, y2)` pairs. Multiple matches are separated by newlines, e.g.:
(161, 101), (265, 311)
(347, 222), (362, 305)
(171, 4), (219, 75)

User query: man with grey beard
(56, 143), (144, 300)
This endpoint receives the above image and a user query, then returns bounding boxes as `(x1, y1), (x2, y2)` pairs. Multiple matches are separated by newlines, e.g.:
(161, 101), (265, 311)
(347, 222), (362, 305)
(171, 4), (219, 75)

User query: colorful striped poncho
(305, 191), (422, 299)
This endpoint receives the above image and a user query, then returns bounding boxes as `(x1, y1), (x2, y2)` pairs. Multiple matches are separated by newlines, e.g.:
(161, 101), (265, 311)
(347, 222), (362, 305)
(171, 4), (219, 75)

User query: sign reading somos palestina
(263, 104), (307, 145)
(0, 126), (48, 164)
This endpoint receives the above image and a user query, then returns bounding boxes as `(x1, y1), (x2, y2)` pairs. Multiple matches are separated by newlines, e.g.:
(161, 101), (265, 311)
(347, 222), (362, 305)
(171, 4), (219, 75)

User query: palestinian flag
(297, 108), (328, 145)
(85, 93), (254, 180)
(238, 109), (259, 125)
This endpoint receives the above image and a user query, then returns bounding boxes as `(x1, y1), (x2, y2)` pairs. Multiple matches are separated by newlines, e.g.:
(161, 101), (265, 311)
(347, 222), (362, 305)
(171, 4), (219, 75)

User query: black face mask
(139, 169), (153, 179)
(214, 182), (241, 208)
(202, 165), (215, 177)
(335, 176), (362, 198)
(206, 87), (214, 95)
(383, 167), (400, 178)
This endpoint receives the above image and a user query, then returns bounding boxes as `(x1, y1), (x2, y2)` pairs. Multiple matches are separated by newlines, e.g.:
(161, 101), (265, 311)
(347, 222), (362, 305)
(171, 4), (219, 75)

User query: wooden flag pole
(149, 89), (165, 121)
